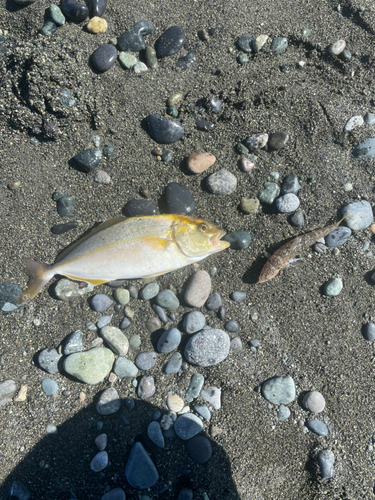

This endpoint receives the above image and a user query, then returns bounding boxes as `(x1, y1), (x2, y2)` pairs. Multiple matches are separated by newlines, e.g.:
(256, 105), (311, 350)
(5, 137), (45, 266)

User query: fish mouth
(211, 230), (230, 248)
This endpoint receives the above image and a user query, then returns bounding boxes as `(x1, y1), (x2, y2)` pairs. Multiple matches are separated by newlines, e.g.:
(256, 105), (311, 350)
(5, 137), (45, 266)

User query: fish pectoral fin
(63, 274), (109, 286)
(285, 257), (303, 267)
(143, 237), (174, 252)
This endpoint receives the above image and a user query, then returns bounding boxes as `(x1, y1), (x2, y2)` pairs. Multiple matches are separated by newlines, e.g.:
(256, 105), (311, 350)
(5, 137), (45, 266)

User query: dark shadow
(242, 254), (268, 285)
(0, 398), (240, 500)
(178, 157), (195, 176)
(67, 156), (91, 174)
(140, 117), (150, 135)
(5, 0), (29, 12)
(297, 391), (310, 410)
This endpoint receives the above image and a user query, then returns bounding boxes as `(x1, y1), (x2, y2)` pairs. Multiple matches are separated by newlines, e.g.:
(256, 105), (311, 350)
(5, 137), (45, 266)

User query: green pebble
(129, 334), (141, 349)
(145, 46), (158, 70)
(301, 28), (311, 38)
(134, 62), (148, 74)
(237, 53), (248, 65)
(236, 143), (249, 155)
(240, 197), (260, 214)
(124, 306), (135, 318)
(63, 348), (114, 385)
(50, 4), (65, 26)
(40, 21), (57, 36)
(258, 182), (280, 205)
(113, 288), (130, 305)
(322, 278), (343, 297)
(155, 289), (179, 309)
(119, 52), (138, 69)
(113, 357), (138, 378)
(168, 105), (179, 117)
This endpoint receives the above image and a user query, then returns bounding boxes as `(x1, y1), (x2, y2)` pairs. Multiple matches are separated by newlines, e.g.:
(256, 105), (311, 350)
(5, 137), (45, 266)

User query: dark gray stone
(147, 421), (164, 448)
(186, 435), (212, 463)
(57, 196), (75, 217)
(123, 199), (157, 217)
(289, 210), (305, 227)
(184, 329), (230, 367)
(174, 413), (203, 439)
(268, 131), (289, 150)
(222, 231), (251, 250)
(224, 319), (239, 333)
(157, 327), (181, 353)
(118, 21), (155, 52)
(38, 348), (62, 374)
(152, 303), (168, 323)
(155, 289), (179, 309)
(74, 149), (102, 172)
(147, 114), (185, 144)
(0, 283), (22, 309)
(3, 481), (30, 500)
(237, 34), (253, 53)
(363, 323), (375, 341)
(280, 174), (301, 194)
(92, 44), (117, 72)
(161, 149), (173, 162)
(176, 51), (196, 70)
(182, 311), (206, 334)
(60, 0), (88, 22)
(271, 37), (288, 54)
(205, 292), (222, 310)
(155, 26), (185, 57)
(195, 116), (214, 131)
(125, 442), (159, 488)
(88, 0), (106, 17)
(51, 221), (78, 234)
(165, 182), (195, 215)
(325, 226), (351, 247)
(353, 138), (375, 158)
(63, 330), (83, 355)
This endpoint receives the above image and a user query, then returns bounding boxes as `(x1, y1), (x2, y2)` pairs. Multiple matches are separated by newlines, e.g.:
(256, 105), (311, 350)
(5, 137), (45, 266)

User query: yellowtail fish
(18, 215), (229, 305)
(258, 215), (347, 283)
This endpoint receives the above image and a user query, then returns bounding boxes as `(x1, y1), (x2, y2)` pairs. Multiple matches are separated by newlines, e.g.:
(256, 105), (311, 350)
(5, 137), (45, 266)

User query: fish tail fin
(17, 260), (55, 305)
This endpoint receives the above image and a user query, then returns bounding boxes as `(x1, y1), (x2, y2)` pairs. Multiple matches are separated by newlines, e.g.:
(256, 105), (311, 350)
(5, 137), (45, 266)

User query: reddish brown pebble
(184, 270), (212, 307)
(187, 152), (216, 174)
(371, 223), (375, 234)
(240, 157), (255, 173)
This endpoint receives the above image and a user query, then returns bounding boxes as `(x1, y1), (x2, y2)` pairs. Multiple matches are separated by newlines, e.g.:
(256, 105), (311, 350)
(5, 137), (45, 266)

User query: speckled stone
(63, 348), (115, 385)
(182, 311), (206, 334)
(184, 270), (211, 308)
(258, 182), (280, 204)
(164, 352), (182, 374)
(137, 375), (156, 399)
(38, 348), (62, 374)
(176, 51), (196, 70)
(206, 169), (237, 195)
(92, 44), (117, 72)
(155, 26), (185, 57)
(201, 386), (221, 409)
(87, 17), (107, 34)
(147, 114), (185, 143)
(276, 193), (300, 213)
(74, 149), (102, 172)
(325, 227), (351, 247)
(50, 4), (65, 25)
(289, 210), (305, 227)
(237, 34), (253, 53)
(344, 115), (364, 132)
(342, 200), (373, 230)
(240, 197), (259, 214)
(63, 330), (83, 355)
(118, 52), (138, 69)
(135, 352), (157, 370)
(90, 294), (113, 312)
(205, 292), (222, 310)
(100, 326), (129, 356)
(185, 373), (204, 402)
(277, 404), (291, 422)
(90, 451), (108, 472)
(271, 37), (288, 55)
(306, 419), (329, 436)
(245, 133), (268, 152)
(94, 170), (111, 184)
(157, 328), (181, 353)
(184, 329), (230, 367)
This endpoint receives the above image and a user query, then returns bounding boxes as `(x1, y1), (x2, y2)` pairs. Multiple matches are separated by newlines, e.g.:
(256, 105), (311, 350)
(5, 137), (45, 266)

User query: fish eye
(199, 223), (208, 232)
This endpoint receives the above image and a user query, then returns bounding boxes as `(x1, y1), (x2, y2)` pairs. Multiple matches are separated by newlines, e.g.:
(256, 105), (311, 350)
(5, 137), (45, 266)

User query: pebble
(328, 39), (346, 55)
(92, 44), (117, 72)
(89, 0), (106, 17)
(222, 230), (251, 250)
(364, 113), (375, 125)
(184, 270), (211, 307)
(344, 115), (364, 132)
(237, 34), (253, 53)
(277, 404), (291, 422)
(280, 174), (301, 195)
(147, 114), (185, 143)
(101, 488), (126, 500)
(119, 52), (138, 69)
(38, 348), (62, 374)
(0, 283), (21, 311)
(252, 34), (268, 52)
(41, 379), (58, 397)
(46, 423), (57, 434)
(134, 61), (148, 74)
(118, 21), (155, 52)
(124, 398), (135, 410)
(167, 394), (184, 412)
(230, 291), (246, 302)
(148, 421), (164, 448)
(289, 210), (305, 227)
(145, 46), (158, 69)
(185, 373), (204, 402)
(240, 198), (259, 214)
(155, 26), (185, 57)
(267, 131), (289, 151)
(54, 279), (94, 300)
(201, 386), (221, 409)
(165, 182), (195, 215)
(259, 182), (280, 204)
(306, 419), (329, 436)
(206, 169), (237, 195)
(90, 451), (108, 472)
(14, 385), (28, 402)
(184, 329), (230, 367)
(174, 413), (203, 440)
(91, 294), (113, 312)
(63, 330), (83, 355)
(276, 193), (300, 213)
(240, 157), (256, 173)
(302, 391), (326, 413)
(177, 489), (193, 500)
(322, 277), (343, 296)
(125, 442), (159, 488)
(74, 149), (102, 172)
(50, 4), (65, 25)
(2, 481), (30, 500)
(245, 133), (268, 151)
(87, 17), (107, 34)
(123, 199), (157, 217)
(157, 328), (181, 353)
(187, 152), (216, 174)
(342, 200), (373, 230)
(57, 196), (74, 217)
(152, 304), (169, 323)
(230, 337), (242, 351)
(113, 288), (130, 305)
(325, 227), (351, 247)
(60, 0), (88, 22)
(237, 53), (248, 65)
(176, 52), (196, 70)
(271, 37), (288, 55)
(182, 311), (206, 334)
(63, 348), (115, 385)
(137, 375), (156, 399)
(353, 138), (375, 158)
(343, 182), (353, 192)
(135, 352), (157, 370)
(194, 405), (211, 420)
(205, 292), (222, 310)
(363, 323), (375, 341)
(51, 221), (78, 235)
(206, 95), (222, 114)
(146, 317), (162, 333)
(138, 283), (159, 300)
(40, 21), (57, 36)
(155, 289), (179, 309)
(160, 413), (177, 430)
(317, 450), (334, 478)
(113, 357), (138, 378)
(186, 435), (212, 463)
(195, 116), (214, 131)
(96, 388), (121, 415)
(161, 149), (173, 162)
(164, 352), (182, 374)
(261, 376), (296, 404)
(119, 317), (131, 330)
(224, 319), (239, 333)
(100, 326), (129, 356)
(0, 380), (17, 407)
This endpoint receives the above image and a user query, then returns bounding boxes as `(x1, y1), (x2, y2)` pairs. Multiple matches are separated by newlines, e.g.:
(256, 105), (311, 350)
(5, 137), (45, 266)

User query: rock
(187, 152), (216, 174)
(113, 288), (130, 305)
(252, 34), (268, 52)
(182, 311), (206, 334)
(54, 279), (94, 300)
(207, 169), (237, 195)
(0, 283), (21, 310)
(40, 21), (57, 36)
(161, 149), (173, 162)
(276, 193), (300, 213)
(124, 398), (135, 410)
(271, 36), (288, 54)
(277, 404), (291, 422)
(237, 53), (248, 64)
(164, 352), (182, 374)
(133, 61), (148, 74)
(322, 277), (343, 297)
(201, 386), (221, 409)
(145, 46), (158, 69)
(92, 44), (117, 72)
(139, 283), (159, 300)
(3, 481), (30, 500)
(63, 330), (83, 355)
(342, 200), (373, 230)
(51, 221), (78, 234)
(185, 373), (204, 402)
(325, 227), (351, 247)
(259, 182), (280, 204)
(123, 199), (157, 217)
(317, 450), (335, 478)
(152, 304), (168, 323)
(184, 270), (211, 307)
(118, 21), (155, 52)
(63, 348), (114, 384)
(280, 174), (301, 195)
(41, 378), (58, 397)
(87, 17), (107, 34)
(224, 319), (239, 332)
(167, 394), (184, 412)
(230, 337), (243, 351)
(157, 328), (181, 353)
(60, 0), (88, 22)
(113, 357), (138, 378)
(186, 435), (212, 463)
(90, 451), (108, 472)
(237, 34), (253, 52)
(194, 405), (211, 420)
(363, 323), (375, 341)
(206, 95), (222, 113)
(289, 210), (305, 227)
(38, 348), (62, 374)
(239, 156), (257, 173)
(155, 26), (185, 57)
(268, 131), (289, 150)
(302, 391), (326, 413)
(176, 51), (196, 71)
(222, 230), (251, 250)
(148, 421), (164, 448)
(306, 419), (329, 436)
(88, 0), (106, 17)
(57, 196), (74, 217)
(353, 138), (375, 158)
(137, 376), (156, 399)
(165, 182), (195, 215)
(147, 114), (185, 143)
(91, 294), (113, 312)
(101, 488), (126, 500)
(240, 197), (259, 214)
(195, 116), (214, 131)
(184, 329), (230, 367)
(245, 133), (268, 151)
(177, 489), (193, 500)
(174, 413), (203, 439)
(125, 442), (159, 488)
(364, 113), (375, 125)
(155, 289), (179, 309)
(96, 388), (121, 415)
(100, 326), (129, 356)
(205, 292), (222, 310)
(261, 376), (296, 405)
(344, 115), (364, 132)
(135, 352), (157, 370)
(119, 52), (138, 69)
(146, 316), (162, 333)
(328, 39), (346, 55)
(74, 149), (102, 172)
(231, 291), (246, 302)
(218, 306), (225, 320)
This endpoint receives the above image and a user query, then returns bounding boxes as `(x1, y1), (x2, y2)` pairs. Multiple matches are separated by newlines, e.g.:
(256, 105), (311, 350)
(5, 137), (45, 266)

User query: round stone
(224, 319), (239, 333)
(353, 138), (375, 158)
(342, 200), (373, 230)
(317, 450), (335, 478)
(92, 44), (117, 72)
(125, 442), (159, 488)
(344, 115), (364, 132)
(50, 4), (65, 25)
(230, 291), (246, 302)
(124, 398), (135, 410)
(182, 311), (206, 334)
(38, 348), (62, 374)
(135, 352), (157, 370)
(325, 227), (351, 247)
(261, 376), (296, 405)
(237, 53), (248, 64)
(240, 198), (259, 214)
(90, 451), (108, 472)
(271, 37), (288, 54)
(164, 352), (182, 374)
(90, 294), (113, 312)
(237, 34), (253, 53)
(96, 388), (121, 415)
(280, 174), (301, 195)
(184, 329), (230, 367)
(60, 0), (88, 21)
(119, 52), (138, 69)
(147, 114), (185, 144)
(289, 210), (305, 227)
(113, 288), (130, 305)
(186, 435), (212, 463)
(147, 421), (164, 448)
(87, 17), (107, 34)
(205, 292), (222, 310)
(155, 26), (185, 58)
(157, 328), (181, 353)
(259, 182), (280, 204)
(277, 404), (291, 422)
(137, 376), (156, 399)
(155, 289), (179, 309)
(302, 391), (326, 413)
(113, 357), (138, 378)
(206, 169), (237, 195)
(184, 270), (211, 308)
(146, 316), (162, 333)
(363, 323), (375, 341)
(174, 413), (203, 440)
(63, 348), (115, 385)
(165, 182), (195, 215)
(133, 62), (148, 73)
(276, 193), (300, 213)
(222, 230), (251, 250)
(267, 131), (289, 151)
(328, 39), (346, 55)
(139, 283), (160, 300)
(322, 277), (343, 297)
(41, 379), (58, 397)
(123, 199), (157, 217)
(306, 419), (329, 436)
(167, 394), (184, 412)
(187, 152), (216, 173)
(100, 326), (129, 356)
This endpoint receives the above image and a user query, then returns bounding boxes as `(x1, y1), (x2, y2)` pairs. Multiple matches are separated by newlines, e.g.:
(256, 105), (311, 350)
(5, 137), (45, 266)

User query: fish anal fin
(63, 274), (109, 286)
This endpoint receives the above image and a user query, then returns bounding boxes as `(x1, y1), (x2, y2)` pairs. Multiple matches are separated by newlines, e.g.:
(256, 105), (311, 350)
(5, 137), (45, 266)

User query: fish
(18, 214), (230, 305)
(258, 215), (347, 283)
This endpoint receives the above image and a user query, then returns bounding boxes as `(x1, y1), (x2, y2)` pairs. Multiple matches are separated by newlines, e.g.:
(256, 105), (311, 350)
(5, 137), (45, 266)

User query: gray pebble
(113, 357), (138, 378)
(195, 116), (214, 131)
(135, 352), (157, 370)
(194, 405), (211, 420)
(40, 21), (57, 36)
(224, 319), (239, 333)
(0, 380), (17, 407)
(302, 391), (326, 413)
(96, 388), (121, 415)
(280, 174), (301, 194)
(95, 433), (107, 451)
(146, 317), (162, 333)
(176, 51), (196, 71)
(157, 327), (181, 353)
(276, 193), (300, 213)
(230, 337), (243, 351)
(259, 182), (280, 205)
(164, 352), (182, 374)
(230, 291), (246, 302)
(261, 376), (296, 404)
(363, 323), (375, 341)
(271, 36), (288, 54)
(119, 52), (138, 69)
(245, 133), (268, 152)
(218, 306), (226, 321)
(90, 294), (113, 312)
(100, 326), (129, 356)
(90, 451), (108, 472)
(344, 115), (364, 132)
(54, 279), (93, 301)
(139, 282), (160, 300)
(222, 230), (251, 250)
(41, 378), (58, 397)
(57, 196), (74, 217)
(182, 311), (206, 334)
(147, 421), (164, 448)
(38, 348), (62, 374)
(184, 329), (230, 367)
(186, 435), (212, 463)
(322, 277), (343, 297)
(119, 317), (131, 330)
(155, 289), (179, 309)
(152, 304), (169, 323)
(125, 442), (159, 488)
(124, 398), (135, 410)
(92, 44), (117, 72)
(289, 210), (305, 227)
(328, 39), (346, 55)
(185, 373), (204, 402)
(184, 270), (212, 308)
(206, 169), (237, 195)
(46, 423), (57, 434)
(97, 315), (112, 329)
(137, 376), (156, 399)
(306, 419), (329, 436)
(277, 404), (290, 422)
(201, 386), (221, 409)
(249, 339), (260, 347)
(205, 292), (222, 310)
(268, 131), (289, 150)
(128, 285), (138, 299)
(63, 330), (83, 355)
(147, 114), (185, 144)
(174, 413), (203, 439)
(364, 113), (375, 125)
(237, 33), (253, 52)
(353, 138), (375, 158)
(342, 200), (373, 230)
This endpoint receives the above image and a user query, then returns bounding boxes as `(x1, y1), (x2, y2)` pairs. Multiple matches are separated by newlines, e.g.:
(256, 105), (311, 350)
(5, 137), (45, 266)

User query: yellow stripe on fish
(18, 215), (229, 305)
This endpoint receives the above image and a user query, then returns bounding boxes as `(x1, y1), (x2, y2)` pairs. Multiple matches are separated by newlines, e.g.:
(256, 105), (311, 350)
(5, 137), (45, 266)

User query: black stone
(147, 114), (185, 144)
(155, 26), (185, 58)
(87, 0), (106, 17)
(237, 34), (253, 53)
(123, 199), (158, 217)
(176, 52), (195, 71)
(57, 196), (75, 217)
(60, 0), (88, 22)
(51, 221), (78, 234)
(0, 283), (22, 309)
(92, 44), (117, 72)
(118, 21), (155, 52)
(280, 174), (301, 194)
(195, 116), (214, 131)
(74, 149), (102, 172)
(165, 182), (195, 215)
(186, 435), (212, 464)
(267, 131), (289, 151)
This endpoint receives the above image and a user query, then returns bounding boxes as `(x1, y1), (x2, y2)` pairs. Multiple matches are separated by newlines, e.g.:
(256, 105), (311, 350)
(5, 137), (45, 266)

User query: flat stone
(322, 277), (343, 296)
(259, 182), (280, 204)
(63, 348), (115, 385)
(157, 327), (181, 353)
(135, 352), (157, 370)
(306, 419), (329, 436)
(90, 451), (108, 472)
(252, 34), (268, 52)
(137, 375), (156, 399)
(155, 26), (185, 57)
(187, 152), (216, 173)
(96, 387), (121, 415)
(222, 230), (251, 250)
(139, 283), (160, 300)
(125, 442), (159, 488)
(261, 375), (296, 404)
(342, 200), (373, 230)
(277, 404), (291, 422)
(186, 435), (212, 463)
(276, 193), (300, 213)
(147, 114), (185, 144)
(38, 348), (62, 374)
(303, 391), (326, 413)
(100, 326), (129, 356)
(113, 357), (138, 378)
(230, 337), (243, 351)
(155, 289), (179, 309)
(185, 373), (204, 402)
(91, 294), (113, 312)
(63, 330), (83, 355)
(118, 21), (155, 52)
(54, 279), (94, 300)
(174, 413), (203, 440)
(231, 291), (246, 302)
(87, 17), (107, 34)
(224, 319), (239, 332)
(148, 421), (164, 448)
(118, 52), (138, 69)
(92, 44), (117, 72)
(237, 34), (253, 53)
(184, 270), (211, 308)
(184, 329), (230, 367)
(318, 450), (335, 478)
(123, 199), (157, 217)
(363, 323), (375, 342)
(353, 138), (375, 158)
(325, 226), (351, 247)
(97, 314), (112, 329)
(167, 394), (184, 412)
(344, 115), (364, 132)
(57, 196), (74, 217)
(134, 62), (148, 74)
(176, 51), (196, 70)
(194, 405), (211, 420)
(207, 169), (237, 195)
(51, 221), (78, 234)
(74, 149), (102, 172)
(205, 292), (222, 310)
(164, 352), (182, 374)
(182, 311), (206, 334)
(165, 182), (195, 215)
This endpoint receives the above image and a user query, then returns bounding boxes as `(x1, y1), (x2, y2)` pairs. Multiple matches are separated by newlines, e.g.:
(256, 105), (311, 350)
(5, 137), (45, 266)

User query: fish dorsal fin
(55, 217), (128, 263)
